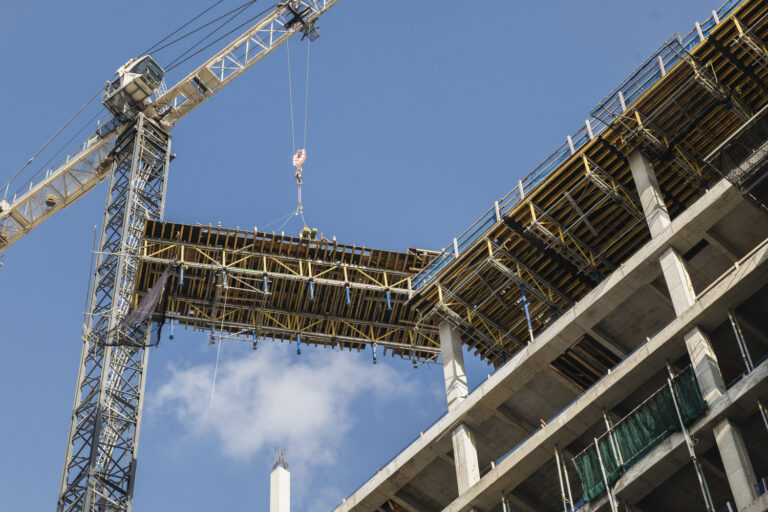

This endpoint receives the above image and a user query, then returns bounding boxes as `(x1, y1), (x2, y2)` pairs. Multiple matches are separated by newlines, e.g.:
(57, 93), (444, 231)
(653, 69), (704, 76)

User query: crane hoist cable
(287, 37), (316, 239)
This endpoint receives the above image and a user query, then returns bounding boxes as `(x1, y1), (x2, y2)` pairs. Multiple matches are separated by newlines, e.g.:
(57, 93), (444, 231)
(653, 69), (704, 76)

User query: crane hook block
(293, 149), (306, 169)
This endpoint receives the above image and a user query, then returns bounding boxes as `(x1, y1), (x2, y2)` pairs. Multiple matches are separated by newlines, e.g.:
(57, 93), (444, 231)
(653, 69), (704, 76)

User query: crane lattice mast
(34, 2), (341, 511)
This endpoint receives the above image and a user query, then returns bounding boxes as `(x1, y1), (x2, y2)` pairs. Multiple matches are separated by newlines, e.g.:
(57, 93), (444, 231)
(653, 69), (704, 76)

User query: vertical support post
(440, 320), (480, 495)
(713, 418), (758, 510)
(759, 401), (768, 433)
(440, 320), (468, 409)
(585, 119), (594, 140)
(58, 114), (171, 512)
(628, 151), (671, 237)
(666, 366), (716, 511)
(451, 423), (481, 495)
(603, 410), (624, 467)
(727, 310), (754, 372)
(594, 438), (619, 512)
(555, 446), (574, 512)
(696, 22), (705, 42)
(629, 150), (725, 403)
(518, 284), (534, 344)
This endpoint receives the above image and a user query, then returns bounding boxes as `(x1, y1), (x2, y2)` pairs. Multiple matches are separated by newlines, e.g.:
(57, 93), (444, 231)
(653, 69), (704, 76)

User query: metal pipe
(562, 454), (575, 512)
(519, 284), (534, 343)
(603, 410), (624, 468)
(759, 401), (768, 433)
(594, 437), (619, 512)
(728, 310), (754, 372)
(665, 365), (715, 511)
(555, 446), (569, 512)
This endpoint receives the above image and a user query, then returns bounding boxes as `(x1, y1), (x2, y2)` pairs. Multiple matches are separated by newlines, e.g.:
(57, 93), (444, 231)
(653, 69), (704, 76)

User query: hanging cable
(3, 86), (102, 199)
(165, 1), (260, 70)
(287, 42), (297, 155)
(303, 36), (310, 151)
(141, 0), (226, 56)
(165, 3), (275, 73)
(286, 35), (314, 238)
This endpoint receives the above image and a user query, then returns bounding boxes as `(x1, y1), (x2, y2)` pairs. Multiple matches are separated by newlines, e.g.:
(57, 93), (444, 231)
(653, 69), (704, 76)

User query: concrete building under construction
(4, 0), (768, 510)
(135, 0), (768, 510)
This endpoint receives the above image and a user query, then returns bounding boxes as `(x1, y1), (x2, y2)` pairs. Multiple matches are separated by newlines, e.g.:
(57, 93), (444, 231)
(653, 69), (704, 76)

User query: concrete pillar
(684, 327), (726, 402)
(270, 463), (290, 512)
(629, 150), (671, 237)
(713, 418), (758, 510)
(629, 152), (726, 402)
(439, 320), (480, 495)
(659, 248), (697, 315)
(451, 423), (481, 495)
(440, 320), (468, 410)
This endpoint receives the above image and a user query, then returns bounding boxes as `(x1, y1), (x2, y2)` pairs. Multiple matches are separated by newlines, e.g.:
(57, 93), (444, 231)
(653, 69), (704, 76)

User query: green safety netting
(572, 368), (708, 502)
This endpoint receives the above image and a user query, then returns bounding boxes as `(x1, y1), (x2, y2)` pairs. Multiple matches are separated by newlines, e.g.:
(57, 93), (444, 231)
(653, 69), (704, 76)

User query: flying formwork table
(134, 220), (441, 362)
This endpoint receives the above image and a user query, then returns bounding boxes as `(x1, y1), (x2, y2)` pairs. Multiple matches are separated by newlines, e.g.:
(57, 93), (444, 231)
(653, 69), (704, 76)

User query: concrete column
(629, 150), (671, 237)
(659, 248), (697, 315)
(713, 418), (758, 510)
(440, 320), (468, 410)
(439, 320), (480, 495)
(630, 153), (727, 402)
(451, 423), (481, 495)
(684, 327), (725, 402)
(270, 464), (290, 512)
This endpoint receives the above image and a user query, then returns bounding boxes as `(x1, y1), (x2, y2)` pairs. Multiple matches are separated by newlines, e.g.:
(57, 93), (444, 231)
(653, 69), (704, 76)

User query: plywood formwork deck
(135, 220), (441, 361)
(408, 0), (768, 374)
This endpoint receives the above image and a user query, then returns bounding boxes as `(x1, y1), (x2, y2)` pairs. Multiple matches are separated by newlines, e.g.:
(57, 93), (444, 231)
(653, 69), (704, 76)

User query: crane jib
(0, 0), (340, 256)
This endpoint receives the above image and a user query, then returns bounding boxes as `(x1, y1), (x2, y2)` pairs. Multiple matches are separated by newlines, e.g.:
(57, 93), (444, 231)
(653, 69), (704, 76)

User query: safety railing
(412, 0), (746, 292)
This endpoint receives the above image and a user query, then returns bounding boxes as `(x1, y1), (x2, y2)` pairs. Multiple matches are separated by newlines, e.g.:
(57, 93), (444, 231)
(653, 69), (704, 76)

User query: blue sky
(0, 1), (721, 510)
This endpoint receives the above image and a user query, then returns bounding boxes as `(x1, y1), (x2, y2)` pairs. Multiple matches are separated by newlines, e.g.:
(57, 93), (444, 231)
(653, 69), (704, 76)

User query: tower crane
(1, 2), (339, 511)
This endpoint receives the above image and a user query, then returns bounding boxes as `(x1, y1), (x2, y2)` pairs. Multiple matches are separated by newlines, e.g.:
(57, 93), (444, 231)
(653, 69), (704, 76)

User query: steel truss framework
(135, 221), (442, 362)
(58, 114), (171, 512)
(410, 1), (768, 375)
(0, 1), (339, 257)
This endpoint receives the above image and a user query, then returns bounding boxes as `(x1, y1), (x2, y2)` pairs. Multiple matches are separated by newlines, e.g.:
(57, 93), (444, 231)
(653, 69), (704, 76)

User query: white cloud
(152, 342), (420, 470)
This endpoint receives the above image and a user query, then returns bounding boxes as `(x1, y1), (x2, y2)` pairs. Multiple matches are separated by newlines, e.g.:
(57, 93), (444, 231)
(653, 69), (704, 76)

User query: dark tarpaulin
(106, 266), (173, 346)
(123, 265), (173, 326)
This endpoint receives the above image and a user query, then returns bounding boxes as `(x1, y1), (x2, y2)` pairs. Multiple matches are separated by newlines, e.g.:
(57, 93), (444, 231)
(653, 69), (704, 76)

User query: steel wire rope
(303, 36), (310, 152)
(210, 282), (230, 408)
(164, 3), (276, 73)
(140, 0), (226, 56)
(2, 86), (103, 199)
(259, 208), (298, 231)
(25, 110), (106, 187)
(287, 42), (297, 155)
(159, 0), (262, 67)
(164, 2), (257, 71)
(286, 37), (312, 230)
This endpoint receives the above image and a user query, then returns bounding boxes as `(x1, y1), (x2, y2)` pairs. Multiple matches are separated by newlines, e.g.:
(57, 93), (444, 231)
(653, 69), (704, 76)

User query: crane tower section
(58, 114), (171, 512)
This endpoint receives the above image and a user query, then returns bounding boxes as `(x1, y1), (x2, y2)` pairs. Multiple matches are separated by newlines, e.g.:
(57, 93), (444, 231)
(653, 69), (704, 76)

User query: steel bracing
(58, 114), (171, 512)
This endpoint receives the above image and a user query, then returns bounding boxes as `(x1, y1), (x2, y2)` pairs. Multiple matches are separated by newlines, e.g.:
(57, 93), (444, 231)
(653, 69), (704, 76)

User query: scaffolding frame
(135, 221), (442, 362)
